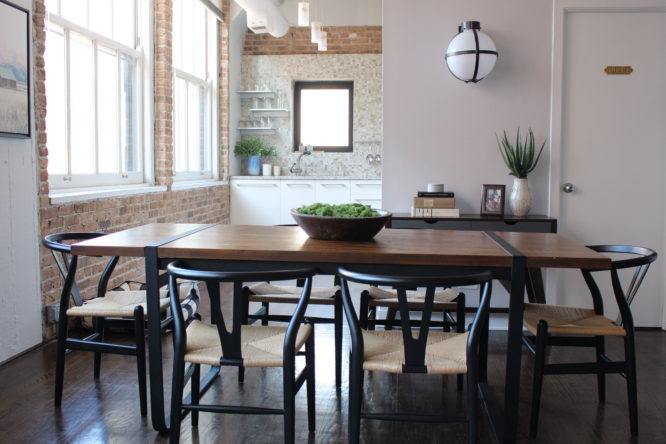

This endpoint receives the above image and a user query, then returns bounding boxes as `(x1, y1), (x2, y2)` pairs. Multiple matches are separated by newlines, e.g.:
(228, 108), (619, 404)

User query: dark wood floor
(1, 296), (664, 443)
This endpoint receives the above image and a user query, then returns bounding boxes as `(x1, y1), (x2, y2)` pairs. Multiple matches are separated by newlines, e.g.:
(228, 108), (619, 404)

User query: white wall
(229, 2), (248, 178)
(277, 0), (382, 26)
(0, 0), (42, 362)
(382, 0), (551, 214)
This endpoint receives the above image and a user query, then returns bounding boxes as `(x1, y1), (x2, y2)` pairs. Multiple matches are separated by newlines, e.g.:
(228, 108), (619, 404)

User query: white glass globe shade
(446, 27), (498, 82)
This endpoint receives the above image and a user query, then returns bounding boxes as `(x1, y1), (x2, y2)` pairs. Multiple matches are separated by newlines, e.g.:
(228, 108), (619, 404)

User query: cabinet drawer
(230, 180), (281, 225)
(351, 196), (382, 209)
(280, 181), (315, 224)
(350, 180), (382, 197)
(315, 180), (351, 204)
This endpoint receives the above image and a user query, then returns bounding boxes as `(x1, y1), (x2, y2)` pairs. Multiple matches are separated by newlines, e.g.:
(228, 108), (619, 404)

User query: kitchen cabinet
(230, 179), (281, 225)
(280, 181), (316, 224)
(231, 177), (382, 225)
(315, 180), (351, 205)
(350, 180), (382, 209)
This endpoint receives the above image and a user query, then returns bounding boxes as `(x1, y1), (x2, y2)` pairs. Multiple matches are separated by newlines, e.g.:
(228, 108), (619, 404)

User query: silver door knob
(562, 183), (575, 193)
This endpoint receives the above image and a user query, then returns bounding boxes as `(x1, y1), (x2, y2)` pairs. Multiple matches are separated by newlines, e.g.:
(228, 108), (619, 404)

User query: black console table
(388, 213), (558, 304)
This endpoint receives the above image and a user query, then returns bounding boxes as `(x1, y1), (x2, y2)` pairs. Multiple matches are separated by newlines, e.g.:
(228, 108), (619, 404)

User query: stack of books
(411, 191), (460, 217)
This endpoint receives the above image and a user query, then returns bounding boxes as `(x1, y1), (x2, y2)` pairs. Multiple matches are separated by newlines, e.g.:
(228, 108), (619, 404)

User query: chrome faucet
(290, 145), (312, 176)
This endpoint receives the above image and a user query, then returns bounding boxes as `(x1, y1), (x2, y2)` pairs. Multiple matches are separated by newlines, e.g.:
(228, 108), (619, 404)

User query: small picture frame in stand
(480, 184), (505, 216)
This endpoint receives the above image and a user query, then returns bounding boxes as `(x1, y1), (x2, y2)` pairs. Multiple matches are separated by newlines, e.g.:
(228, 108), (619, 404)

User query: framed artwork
(0, 0), (31, 138)
(480, 184), (505, 216)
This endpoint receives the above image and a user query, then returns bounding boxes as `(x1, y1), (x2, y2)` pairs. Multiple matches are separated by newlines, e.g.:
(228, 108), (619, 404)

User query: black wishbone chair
(241, 276), (343, 389)
(166, 262), (316, 444)
(522, 245), (657, 438)
(338, 267), (493, 444)
(44, 232), (200, 416)
(44, 232), (148, 415)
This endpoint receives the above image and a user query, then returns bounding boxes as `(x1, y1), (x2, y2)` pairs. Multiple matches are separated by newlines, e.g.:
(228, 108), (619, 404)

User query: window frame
(44, 0), (151, 190)
(172, 0), (218, 182)
(293, 80), (354, 153)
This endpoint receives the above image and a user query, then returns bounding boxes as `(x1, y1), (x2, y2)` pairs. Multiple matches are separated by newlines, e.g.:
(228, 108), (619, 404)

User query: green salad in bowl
(297, 203), (380, 218)
(292, 203), (391, 241)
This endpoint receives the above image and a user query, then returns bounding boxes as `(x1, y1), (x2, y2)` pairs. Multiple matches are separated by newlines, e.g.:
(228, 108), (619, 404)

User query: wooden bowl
(291, 209), (392, 241)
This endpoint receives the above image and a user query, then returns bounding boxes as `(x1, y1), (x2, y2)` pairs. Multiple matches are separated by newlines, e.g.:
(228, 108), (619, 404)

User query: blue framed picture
(0, 0), (30, 138)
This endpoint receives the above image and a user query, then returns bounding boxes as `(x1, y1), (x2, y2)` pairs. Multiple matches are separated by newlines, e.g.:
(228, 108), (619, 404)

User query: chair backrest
(583, 245), (658, 330)
(43, 232), (118, 307)
(166, 261), (317, 365)
(337, 267), (493, 374)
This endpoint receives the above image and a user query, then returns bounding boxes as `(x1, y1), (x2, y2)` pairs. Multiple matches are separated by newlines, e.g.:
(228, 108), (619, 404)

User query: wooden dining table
(72, 223), (610, 442)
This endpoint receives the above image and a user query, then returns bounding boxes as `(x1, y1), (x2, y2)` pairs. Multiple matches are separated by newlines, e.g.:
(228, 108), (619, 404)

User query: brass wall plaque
(605, 66), (633, 75)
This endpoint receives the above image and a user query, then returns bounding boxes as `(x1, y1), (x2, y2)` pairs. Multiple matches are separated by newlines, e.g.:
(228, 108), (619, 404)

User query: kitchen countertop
(231, 176), (382, 180)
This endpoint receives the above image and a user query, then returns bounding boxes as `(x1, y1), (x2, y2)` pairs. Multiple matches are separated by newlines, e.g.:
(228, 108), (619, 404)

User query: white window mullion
(65, 27), (72, 178)
(185, 78), (190, 172)
(93, 39), (100, 174)
(117, 49), (123, 174)
(48, 14), (141, 58)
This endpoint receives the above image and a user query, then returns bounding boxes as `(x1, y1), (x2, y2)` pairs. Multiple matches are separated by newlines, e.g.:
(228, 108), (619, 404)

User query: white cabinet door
(315, 180), (351, 204)
(280, 181), (316, 224)
(350, 180), (382, 209)
(230, 180), (281, 225)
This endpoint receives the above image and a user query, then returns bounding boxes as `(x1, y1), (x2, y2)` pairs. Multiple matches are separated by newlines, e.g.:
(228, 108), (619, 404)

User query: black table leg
(145, 246), (168, 433)
(502, 254), (527, 443)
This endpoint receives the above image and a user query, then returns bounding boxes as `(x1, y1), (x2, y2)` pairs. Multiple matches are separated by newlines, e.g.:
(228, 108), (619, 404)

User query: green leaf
(496, 127), (547, 178)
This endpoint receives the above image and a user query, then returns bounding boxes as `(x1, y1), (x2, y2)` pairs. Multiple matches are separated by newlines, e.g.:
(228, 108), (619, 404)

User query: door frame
(548, 0), (666, 328)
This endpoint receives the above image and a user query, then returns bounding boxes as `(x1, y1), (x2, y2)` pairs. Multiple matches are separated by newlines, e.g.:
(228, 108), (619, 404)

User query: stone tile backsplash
(239, 54), (382, 178)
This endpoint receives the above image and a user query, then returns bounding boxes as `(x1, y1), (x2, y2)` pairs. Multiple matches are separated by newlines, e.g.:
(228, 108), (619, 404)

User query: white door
(554, 10), (666, 327)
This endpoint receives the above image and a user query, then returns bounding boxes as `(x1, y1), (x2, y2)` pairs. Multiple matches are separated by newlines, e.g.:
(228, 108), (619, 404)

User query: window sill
(49, 184), (168, 204)
(171, 179), (228, 191)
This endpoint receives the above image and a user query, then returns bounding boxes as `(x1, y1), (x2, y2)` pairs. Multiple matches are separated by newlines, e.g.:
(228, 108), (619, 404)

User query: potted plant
(234, 137), (265, 175)
(259, 145), (277, 176)
(497, 128), (546, 216)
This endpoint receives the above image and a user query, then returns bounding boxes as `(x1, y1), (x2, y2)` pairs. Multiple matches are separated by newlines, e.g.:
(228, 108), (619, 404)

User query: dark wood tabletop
(71, 223), (212, 257)
(158, 225), (514, 267)
(72, 223), (610, 270)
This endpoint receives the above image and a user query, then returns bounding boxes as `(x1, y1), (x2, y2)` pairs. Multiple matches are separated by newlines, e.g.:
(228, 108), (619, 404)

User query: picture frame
(0, 0), (31, 138)
(480, 184), (505, 216)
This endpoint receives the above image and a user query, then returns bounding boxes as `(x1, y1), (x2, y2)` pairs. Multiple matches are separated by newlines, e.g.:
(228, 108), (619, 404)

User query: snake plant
(497, 128), (546, 178)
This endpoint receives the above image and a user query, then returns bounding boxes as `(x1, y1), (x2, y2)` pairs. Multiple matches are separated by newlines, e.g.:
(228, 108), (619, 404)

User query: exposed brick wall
(33, 0), (231, 339)
(154, 0), (175, 189)
(243, 26), (382, 55)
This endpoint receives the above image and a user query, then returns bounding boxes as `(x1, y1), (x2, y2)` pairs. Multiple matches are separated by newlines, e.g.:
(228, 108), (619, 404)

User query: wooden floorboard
(1, 292), (664, 443)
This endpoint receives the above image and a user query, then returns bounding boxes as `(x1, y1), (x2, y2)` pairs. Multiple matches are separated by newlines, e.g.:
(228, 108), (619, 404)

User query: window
(173, 0), (218, 180)
(294, 81), (353, 152)
(45, 0), (148, 189)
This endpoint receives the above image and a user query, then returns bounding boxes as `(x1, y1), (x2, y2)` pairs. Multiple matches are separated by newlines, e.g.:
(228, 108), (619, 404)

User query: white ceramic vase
(509, 177), (531, 217)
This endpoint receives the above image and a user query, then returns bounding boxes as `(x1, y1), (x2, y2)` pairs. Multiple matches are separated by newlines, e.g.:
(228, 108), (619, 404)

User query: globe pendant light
(445, 21), (498, 83)
(298, 2), (309, 27)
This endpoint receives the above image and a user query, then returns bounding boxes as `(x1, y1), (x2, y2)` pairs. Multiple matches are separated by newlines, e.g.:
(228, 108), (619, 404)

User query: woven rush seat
(362, 330), (469, 374)
(67, 290), (170, 318)
(67, 285), (192, 318)
(366, 286), (458, 309)
(184, 320), (313, 368)
(248, 282), (339, 304)
(524, 303), (626, 337)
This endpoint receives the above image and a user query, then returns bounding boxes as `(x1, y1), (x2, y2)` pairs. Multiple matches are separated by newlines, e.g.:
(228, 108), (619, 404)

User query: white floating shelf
(249, 108), (289, 117)
(238, 90), (275, 99)
(238, 127), (276, 135)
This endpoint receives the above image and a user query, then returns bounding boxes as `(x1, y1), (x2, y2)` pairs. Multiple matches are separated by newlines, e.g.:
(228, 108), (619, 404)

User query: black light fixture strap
(472, 29), (480, 83)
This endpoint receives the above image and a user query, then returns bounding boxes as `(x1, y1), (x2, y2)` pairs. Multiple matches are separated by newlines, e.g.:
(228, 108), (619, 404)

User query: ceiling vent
(235, 0), (289, 37)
